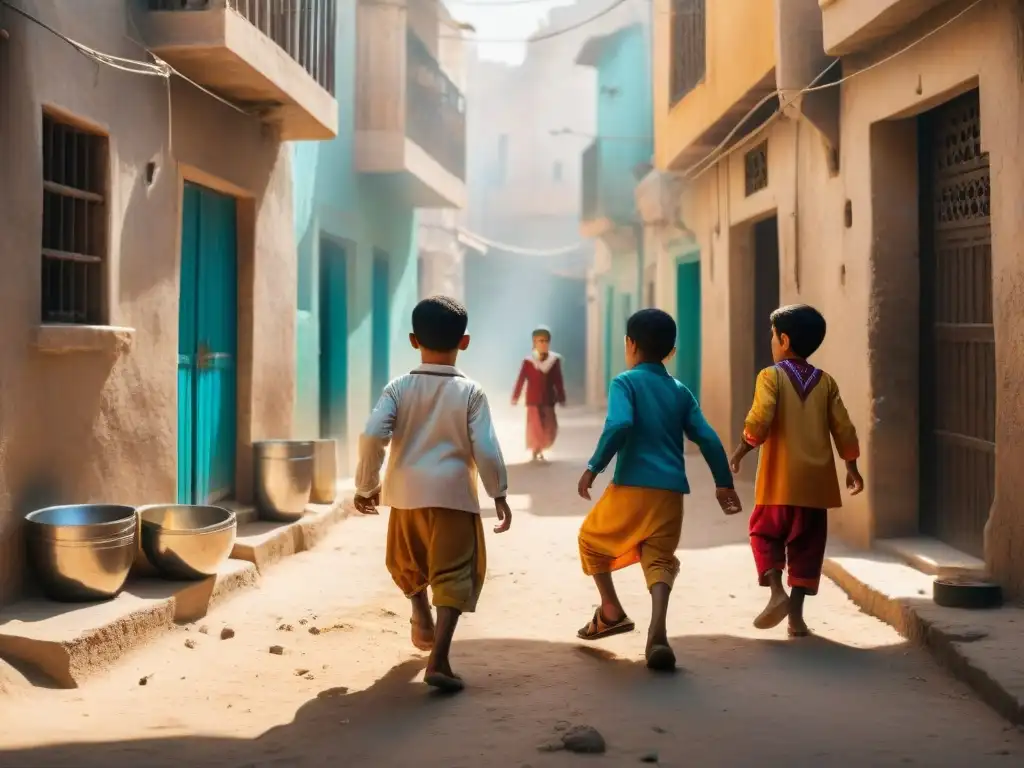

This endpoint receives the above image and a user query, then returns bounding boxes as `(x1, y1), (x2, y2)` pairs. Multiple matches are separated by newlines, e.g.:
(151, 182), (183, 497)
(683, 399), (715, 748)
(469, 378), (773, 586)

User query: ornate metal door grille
(918, 89), (994, 557)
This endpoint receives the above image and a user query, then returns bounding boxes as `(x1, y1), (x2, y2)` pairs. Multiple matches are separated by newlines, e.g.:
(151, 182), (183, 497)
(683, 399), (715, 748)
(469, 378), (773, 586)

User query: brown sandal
(577, 609), (635, 641)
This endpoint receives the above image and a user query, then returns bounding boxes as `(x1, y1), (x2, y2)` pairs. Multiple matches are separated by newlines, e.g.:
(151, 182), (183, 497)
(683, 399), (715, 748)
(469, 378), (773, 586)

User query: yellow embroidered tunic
(743, 361), (860, 509)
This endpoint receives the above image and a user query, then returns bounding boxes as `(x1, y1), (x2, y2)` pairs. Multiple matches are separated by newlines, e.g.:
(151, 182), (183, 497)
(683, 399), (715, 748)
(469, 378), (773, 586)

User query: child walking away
(576, 309), (742, 671)
(353, 296), (513, 693)
(730, 304), (863, 638)
(512, 326), (566, 462)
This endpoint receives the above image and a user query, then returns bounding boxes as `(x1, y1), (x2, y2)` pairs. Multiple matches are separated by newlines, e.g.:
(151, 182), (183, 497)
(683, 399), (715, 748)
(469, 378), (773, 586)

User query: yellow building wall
(653, 0), (777, 170)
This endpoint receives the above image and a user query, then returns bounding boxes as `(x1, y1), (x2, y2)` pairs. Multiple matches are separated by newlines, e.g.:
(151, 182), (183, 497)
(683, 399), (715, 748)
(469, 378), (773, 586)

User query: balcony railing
(406, 29), (466, 181)
(670, 0), (706, 106)
(581, 140), (600, 222)
(150, 0), (336, 96)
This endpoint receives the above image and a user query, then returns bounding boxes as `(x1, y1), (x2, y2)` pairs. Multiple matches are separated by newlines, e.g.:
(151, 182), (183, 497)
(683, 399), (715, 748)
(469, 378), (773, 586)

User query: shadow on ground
(2, 632), (1013, 767)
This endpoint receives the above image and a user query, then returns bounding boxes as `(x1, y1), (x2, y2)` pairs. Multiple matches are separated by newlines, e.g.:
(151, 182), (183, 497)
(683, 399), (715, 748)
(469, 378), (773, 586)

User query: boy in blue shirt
(576, 308), (741, 670)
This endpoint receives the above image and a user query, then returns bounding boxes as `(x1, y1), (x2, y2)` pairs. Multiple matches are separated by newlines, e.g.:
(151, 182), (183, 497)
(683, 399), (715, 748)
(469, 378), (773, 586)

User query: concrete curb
(0, 496), (353, 689)
(824, 553), (1024, 726)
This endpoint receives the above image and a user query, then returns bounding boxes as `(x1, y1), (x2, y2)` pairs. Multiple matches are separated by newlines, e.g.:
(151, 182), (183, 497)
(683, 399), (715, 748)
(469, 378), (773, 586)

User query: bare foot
(410, 619), (434, 651)
(787, 617), (810, 638)
(753, 591), (791, 630)
(424, 659), (464, 693)
(645, 631), (676, 671)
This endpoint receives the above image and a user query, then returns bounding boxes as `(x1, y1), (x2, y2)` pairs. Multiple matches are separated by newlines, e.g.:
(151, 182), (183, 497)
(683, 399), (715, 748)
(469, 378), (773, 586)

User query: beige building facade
(651, 0), (1024, 595)
(0, 0), (336, 605)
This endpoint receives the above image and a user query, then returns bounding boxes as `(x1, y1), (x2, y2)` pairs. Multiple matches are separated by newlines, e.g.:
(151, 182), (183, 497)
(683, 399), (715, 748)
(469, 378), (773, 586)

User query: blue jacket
(587, 362), (734, 493)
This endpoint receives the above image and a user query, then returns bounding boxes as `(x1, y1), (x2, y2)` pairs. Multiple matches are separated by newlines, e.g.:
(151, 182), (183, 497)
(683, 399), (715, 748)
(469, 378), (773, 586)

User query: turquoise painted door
(319, 238), (349, 452)
(676, 259), (701, 400)
(371, 250), (390, 398)
(178, 183), (238, 504)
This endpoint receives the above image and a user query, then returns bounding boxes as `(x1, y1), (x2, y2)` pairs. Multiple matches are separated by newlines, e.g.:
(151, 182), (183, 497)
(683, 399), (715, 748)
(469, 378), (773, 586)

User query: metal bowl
(138, 504), (236, 581)
(25, 504), (138, 602)
(310, 439), (338, 504)
(254, 440), (314, 522)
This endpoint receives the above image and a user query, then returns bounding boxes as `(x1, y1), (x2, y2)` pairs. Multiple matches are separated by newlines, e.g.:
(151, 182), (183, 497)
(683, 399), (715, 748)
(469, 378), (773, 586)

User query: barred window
(670, 0), (706, 106)
(41, 112), (107, 324)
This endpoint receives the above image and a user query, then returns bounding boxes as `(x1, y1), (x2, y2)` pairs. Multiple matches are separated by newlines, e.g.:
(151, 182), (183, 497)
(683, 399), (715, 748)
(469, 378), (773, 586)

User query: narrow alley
(0, 411), (1019, 767)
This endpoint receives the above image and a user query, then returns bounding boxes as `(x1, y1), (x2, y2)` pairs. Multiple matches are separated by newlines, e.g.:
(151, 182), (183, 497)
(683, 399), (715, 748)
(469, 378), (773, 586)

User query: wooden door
(753, 216), (780, 377)
(178, 183), (238, 504)
(320, 238), (349, 463)
(676, 256), (701, 399)
(919, 90), (995, 557)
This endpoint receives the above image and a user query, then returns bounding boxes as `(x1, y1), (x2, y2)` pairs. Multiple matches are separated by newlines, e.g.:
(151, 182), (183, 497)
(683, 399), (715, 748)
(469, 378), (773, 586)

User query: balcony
(580, 139), (645, 243)
(354, 7), (467, 209)
(819, 0), (950, 56)
(145, 0), (338, 140)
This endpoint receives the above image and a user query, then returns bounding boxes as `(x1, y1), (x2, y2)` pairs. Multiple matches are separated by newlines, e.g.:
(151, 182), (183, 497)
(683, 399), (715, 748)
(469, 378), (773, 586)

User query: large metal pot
(253, 440), (314, 522)
(310, 439), (338, 504)
(138, 504), (237, 581)
(25, 504), (137, 602)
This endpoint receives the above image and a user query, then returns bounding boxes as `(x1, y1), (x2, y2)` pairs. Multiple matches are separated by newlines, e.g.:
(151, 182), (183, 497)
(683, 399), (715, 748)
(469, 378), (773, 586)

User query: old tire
(933, 576), (1002, 609)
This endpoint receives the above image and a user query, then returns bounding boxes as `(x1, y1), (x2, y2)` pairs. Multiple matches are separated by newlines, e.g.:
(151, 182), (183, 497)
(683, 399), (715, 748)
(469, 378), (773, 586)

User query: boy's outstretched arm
(353, 384), (399, 513)
(468, 387), (513, 532)
(511, 360), (528, 405)
(827, 378), (864, 495)
(579, 377), (633, 499)
(682, 389), (742, 514)
(732, 367), (779, 472)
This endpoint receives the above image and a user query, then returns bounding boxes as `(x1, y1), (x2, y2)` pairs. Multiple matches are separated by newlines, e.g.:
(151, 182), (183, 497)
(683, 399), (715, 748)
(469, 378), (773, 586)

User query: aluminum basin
(25, 504), (137, 602)
(254, 440), (313, 522)
(138, 504), (236, 581)
(310, 439), (338, 504)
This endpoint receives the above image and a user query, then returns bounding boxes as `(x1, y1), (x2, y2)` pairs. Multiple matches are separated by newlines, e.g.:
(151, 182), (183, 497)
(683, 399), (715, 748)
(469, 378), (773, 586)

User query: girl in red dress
(512, 326), (566, 461)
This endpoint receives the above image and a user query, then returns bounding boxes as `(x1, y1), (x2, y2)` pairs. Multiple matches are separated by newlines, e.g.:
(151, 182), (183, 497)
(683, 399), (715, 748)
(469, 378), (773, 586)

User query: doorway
(319, 238), (350, 465)
(918, 89), (994, 557)
(177, 183), (238, 504)
(675, 255), (701, 399)
(752, 216), (780, 377)
(371, 250), (391, 399)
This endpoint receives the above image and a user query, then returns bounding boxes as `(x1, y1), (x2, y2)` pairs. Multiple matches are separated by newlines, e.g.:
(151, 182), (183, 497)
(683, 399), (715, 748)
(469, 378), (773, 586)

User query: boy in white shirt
(354, 296), (512, 693)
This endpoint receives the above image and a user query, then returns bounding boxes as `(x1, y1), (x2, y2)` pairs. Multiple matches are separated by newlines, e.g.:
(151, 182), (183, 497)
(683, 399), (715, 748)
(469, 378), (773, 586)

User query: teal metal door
(319, 238), (349, 450)
(178, 183), (238, 504)
(676, 258), (701, 400)
(371, 250), (390, 397)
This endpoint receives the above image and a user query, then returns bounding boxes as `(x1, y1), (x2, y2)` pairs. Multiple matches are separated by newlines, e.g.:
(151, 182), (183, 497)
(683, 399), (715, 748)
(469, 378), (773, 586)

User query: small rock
(220, 627), (235, 640)
(554, 721), (570, 732)
(299, 618), (308, 626)
(198, 625), (209, 635)
(562, 725), (606, 754)
(295, 668), (310, 677)
(304, 674), (316, 681)
(537, 741), (564, 753)
(139, 675), (152, 686)
(184, 639), (197, 650)
(270, 645), (285, 655)
(640, 751), (659, 764)
(651, 726), (667, 734)
(279, 623), (294, 632)
(308, 626), (322, 636)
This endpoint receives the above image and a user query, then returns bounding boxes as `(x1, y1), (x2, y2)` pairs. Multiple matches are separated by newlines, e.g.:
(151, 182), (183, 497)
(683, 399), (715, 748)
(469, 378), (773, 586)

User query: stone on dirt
(220, 627), (235, 640)
(269, 645), (285, 655)
(562, 725), (606, 754)
(640, 750), (659, 763)
(184, 639), (196, 650)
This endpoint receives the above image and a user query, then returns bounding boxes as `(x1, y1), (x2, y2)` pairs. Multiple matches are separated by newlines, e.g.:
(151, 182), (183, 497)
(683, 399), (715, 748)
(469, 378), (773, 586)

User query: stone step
(876, 536), (986, 578)
(0, 493), (356, 689)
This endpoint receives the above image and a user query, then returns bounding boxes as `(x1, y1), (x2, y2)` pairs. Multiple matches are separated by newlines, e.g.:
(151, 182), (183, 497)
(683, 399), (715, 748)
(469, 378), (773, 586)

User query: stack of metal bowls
(137, 504), (237, 581)
(25, 504), (137, 602)
(253, 440), (314, 522)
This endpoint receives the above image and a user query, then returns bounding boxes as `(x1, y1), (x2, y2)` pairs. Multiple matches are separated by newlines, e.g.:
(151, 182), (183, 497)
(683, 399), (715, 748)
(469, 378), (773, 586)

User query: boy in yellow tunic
(354, 296), (512, 693)
(730, 304), (864, 637)
(576, 309), (743, 671)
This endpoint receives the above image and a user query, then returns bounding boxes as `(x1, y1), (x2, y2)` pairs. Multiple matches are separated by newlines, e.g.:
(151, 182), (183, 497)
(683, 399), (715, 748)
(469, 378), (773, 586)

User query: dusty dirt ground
(0, 409), (1021, 767)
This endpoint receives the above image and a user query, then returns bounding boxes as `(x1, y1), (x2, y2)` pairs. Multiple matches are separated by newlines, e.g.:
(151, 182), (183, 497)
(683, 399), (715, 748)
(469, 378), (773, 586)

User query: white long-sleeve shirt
(354, 364), (509, 514)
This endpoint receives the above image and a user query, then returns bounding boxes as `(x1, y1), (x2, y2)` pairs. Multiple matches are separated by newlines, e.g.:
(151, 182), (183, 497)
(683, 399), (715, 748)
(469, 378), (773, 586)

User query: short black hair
(770, 304), (826, 359)
(626, 308), (676, 362)
(411, 295), (468, 352)
(532, 325), (551, 340)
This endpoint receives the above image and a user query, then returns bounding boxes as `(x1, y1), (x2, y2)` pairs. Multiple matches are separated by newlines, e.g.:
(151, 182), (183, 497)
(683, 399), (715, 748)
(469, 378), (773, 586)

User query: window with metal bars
(41, 112), (108, 324)
(670, 0), (706, 107)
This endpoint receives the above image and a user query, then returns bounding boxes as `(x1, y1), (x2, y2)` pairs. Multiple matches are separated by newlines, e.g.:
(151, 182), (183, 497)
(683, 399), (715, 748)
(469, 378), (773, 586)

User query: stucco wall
(291, 0), (417, 472)
(673, 0), (1024, 594)
(0, 0), (296, 605)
